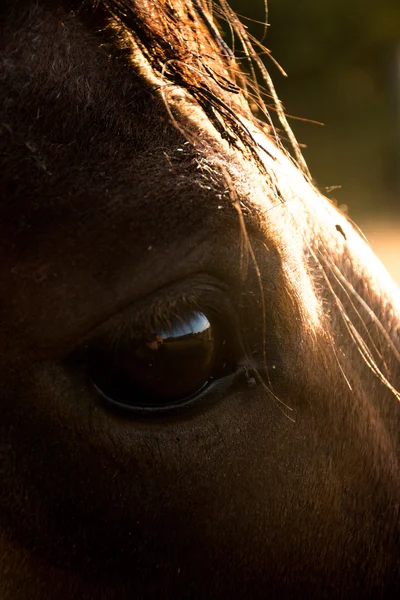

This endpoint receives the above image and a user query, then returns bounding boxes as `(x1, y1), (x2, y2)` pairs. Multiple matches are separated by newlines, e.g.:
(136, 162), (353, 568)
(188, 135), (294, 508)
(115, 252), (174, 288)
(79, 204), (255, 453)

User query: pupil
(88, 311), (219, 409)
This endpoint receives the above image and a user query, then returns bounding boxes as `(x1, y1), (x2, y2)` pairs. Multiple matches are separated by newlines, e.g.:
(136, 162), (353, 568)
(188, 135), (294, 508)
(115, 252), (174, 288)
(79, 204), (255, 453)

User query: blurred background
(228, 0), (400, 284)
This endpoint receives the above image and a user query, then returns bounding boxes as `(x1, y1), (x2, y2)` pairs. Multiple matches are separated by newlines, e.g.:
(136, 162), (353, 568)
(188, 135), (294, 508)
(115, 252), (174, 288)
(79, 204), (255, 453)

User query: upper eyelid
(68, 273), (239, 354)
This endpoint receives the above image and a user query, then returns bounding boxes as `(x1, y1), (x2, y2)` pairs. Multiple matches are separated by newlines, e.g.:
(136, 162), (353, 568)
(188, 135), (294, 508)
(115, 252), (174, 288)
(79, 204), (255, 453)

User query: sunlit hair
(95, 0), (306, 170)
(96, 0), (400, 401)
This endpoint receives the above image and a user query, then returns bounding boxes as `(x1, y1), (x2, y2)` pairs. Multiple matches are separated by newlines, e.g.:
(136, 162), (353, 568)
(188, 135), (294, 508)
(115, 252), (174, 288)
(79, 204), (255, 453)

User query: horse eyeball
(87, 311), (231, 413)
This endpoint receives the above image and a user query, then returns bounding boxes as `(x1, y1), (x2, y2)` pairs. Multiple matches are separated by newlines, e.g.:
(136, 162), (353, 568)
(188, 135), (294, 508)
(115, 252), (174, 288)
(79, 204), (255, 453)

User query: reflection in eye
(87, 310), (233, 412)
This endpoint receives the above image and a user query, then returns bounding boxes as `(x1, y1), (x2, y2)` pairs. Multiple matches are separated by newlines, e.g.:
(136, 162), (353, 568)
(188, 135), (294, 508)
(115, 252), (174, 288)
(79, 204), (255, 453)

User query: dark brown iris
(88, 311), (225, 410)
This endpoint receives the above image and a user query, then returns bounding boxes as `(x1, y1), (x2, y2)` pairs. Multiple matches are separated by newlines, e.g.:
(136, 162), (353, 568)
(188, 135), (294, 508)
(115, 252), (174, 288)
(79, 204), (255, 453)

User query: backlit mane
(95, 0), (307, 173)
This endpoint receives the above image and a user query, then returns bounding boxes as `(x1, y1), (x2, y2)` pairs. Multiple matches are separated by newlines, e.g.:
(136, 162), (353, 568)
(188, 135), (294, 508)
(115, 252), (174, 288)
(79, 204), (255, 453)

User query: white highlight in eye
(159, 312), (211, 340)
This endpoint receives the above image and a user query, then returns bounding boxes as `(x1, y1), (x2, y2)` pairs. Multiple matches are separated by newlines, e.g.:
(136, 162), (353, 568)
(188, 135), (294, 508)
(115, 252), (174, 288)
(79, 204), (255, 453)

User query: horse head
(1, 1), (399, 598)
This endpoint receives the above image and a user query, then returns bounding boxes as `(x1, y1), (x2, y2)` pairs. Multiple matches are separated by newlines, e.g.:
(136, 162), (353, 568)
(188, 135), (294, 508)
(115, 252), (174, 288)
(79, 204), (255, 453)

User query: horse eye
(87, 311), (233, 413)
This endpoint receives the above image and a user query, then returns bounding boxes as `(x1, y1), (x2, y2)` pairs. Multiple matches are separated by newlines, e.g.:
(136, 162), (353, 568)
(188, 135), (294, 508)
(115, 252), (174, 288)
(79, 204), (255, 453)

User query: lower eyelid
(90, 367), (245, 419)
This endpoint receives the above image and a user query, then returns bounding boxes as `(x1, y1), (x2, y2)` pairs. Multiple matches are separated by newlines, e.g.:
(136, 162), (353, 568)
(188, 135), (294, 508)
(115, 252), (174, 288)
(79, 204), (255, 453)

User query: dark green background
(228, 0), (400, 219)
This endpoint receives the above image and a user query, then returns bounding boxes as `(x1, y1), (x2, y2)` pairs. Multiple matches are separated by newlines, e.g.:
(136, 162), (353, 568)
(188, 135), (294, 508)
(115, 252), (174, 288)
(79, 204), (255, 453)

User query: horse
(1, 1), (399, 598)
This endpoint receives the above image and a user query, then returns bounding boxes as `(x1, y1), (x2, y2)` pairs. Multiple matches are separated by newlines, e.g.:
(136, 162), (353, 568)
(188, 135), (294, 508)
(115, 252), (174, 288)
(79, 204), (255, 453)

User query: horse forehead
(2, 7), (235, 257)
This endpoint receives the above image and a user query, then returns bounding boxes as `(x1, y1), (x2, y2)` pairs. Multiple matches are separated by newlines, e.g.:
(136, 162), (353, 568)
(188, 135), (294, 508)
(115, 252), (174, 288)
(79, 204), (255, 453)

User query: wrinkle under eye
(87, 310), (232, 412)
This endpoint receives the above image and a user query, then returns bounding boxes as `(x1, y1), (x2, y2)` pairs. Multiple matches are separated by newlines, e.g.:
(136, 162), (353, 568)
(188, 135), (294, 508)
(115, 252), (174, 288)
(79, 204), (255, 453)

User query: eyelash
(79, 274), (241, 349)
